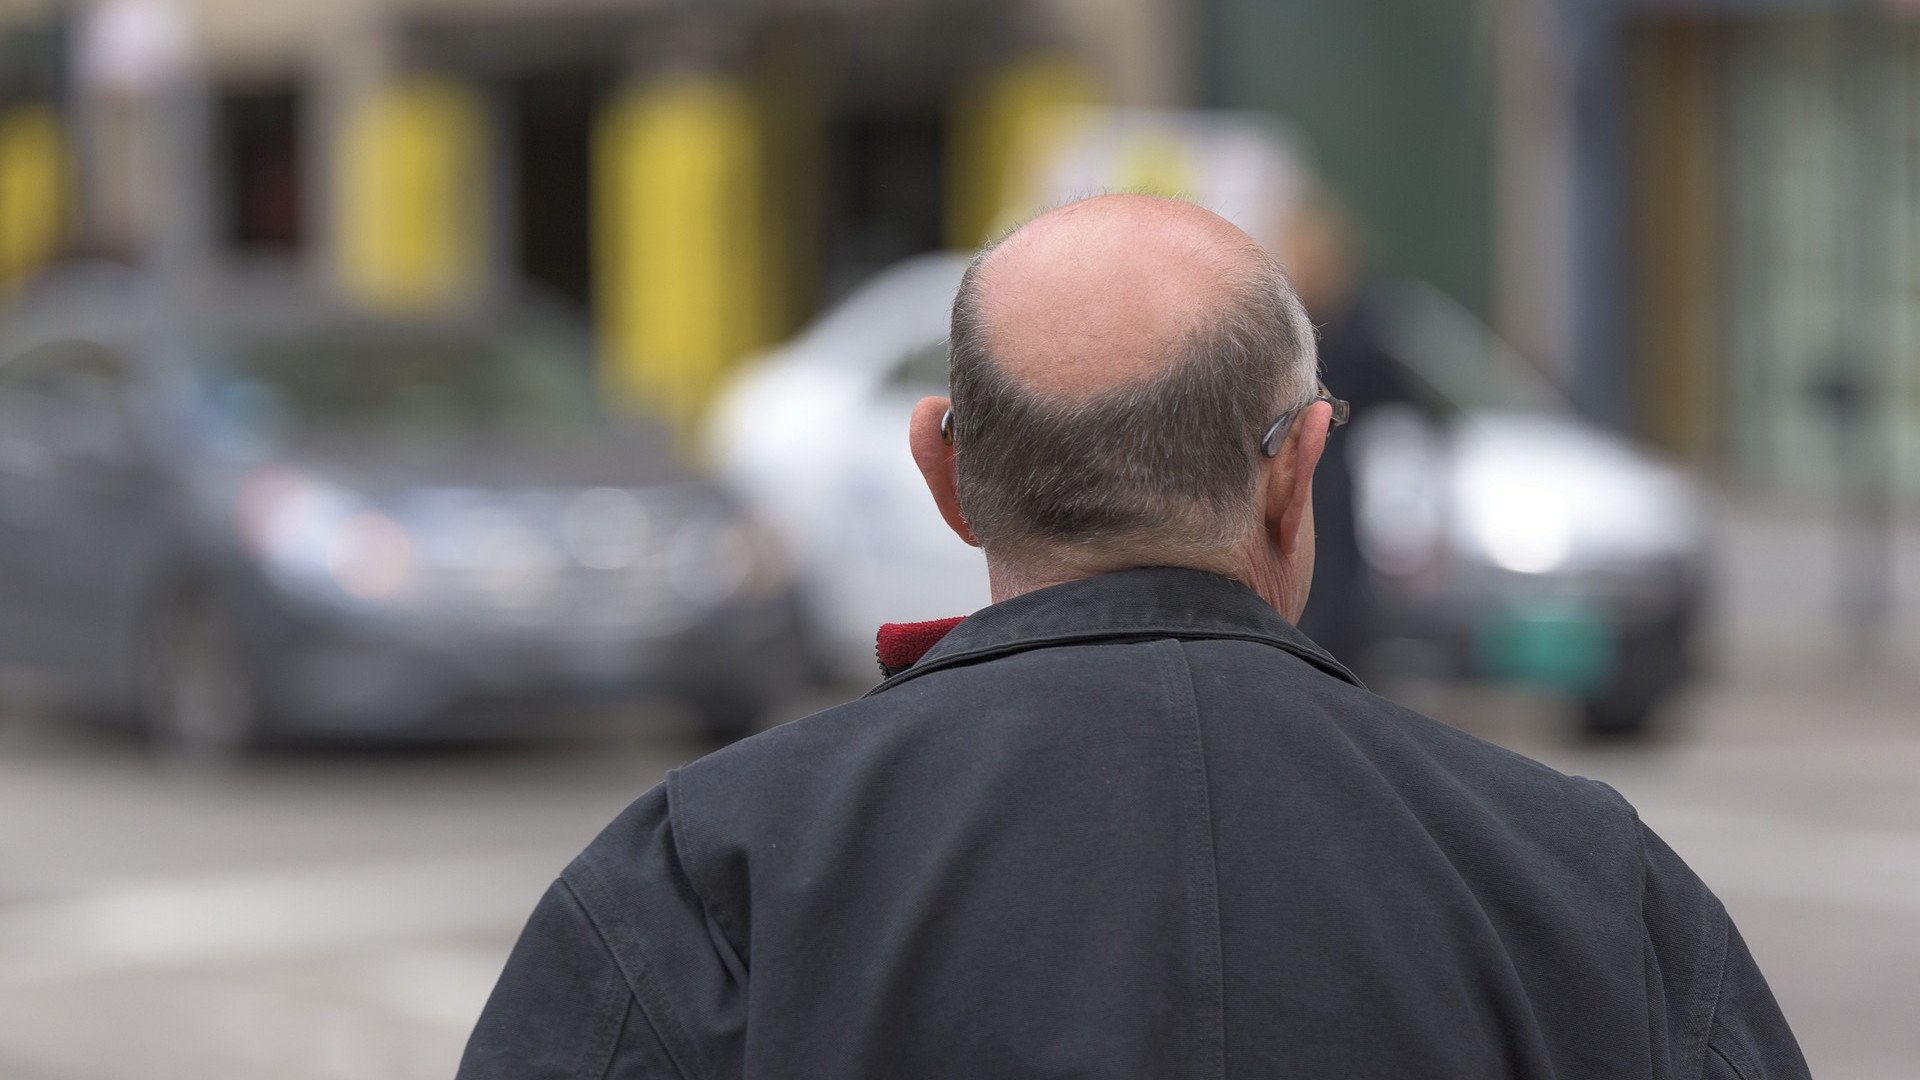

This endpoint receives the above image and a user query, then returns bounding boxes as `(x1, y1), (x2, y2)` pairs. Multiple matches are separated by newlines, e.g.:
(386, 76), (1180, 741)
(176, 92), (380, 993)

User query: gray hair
(947, 243), (1320, 568)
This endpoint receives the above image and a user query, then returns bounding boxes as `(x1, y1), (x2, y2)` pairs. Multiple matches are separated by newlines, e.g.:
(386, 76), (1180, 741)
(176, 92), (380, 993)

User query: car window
(1373, 281), (1566, 414)
(0, 339), (127, 394)
(0, 341), (136, 468)
(195, 328), (604, 441)
(883, 339), (950, 392)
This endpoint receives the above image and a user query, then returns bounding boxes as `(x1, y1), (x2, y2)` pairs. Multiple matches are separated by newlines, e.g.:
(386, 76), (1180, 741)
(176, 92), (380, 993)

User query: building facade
(8, 0), (1918, 495)
(0, 0), (1191, 422)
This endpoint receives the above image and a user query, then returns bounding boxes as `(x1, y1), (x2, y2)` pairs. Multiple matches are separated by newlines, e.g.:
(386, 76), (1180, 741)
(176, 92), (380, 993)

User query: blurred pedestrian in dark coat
(1281, 190), (1420, 668)
(459, 195), (1807, 1080)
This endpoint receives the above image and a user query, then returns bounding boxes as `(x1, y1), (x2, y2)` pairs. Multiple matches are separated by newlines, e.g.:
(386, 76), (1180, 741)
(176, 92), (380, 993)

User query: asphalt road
(0, 499), (1915, 1080)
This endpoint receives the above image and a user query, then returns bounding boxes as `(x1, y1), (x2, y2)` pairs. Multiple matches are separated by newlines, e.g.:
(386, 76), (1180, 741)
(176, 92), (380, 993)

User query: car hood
(1353, 407), (1704, 578)
(272, 425), (695, 496)
(1446, 411), (1703, 567)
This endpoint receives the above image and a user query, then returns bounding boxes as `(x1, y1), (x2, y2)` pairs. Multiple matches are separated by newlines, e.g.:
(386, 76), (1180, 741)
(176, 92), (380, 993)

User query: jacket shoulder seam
(1692, 914), (1733, 1079)
(663, 770), (752, 964)
(1638, 817), (1731, 1080)
(561, 863), (710, 1080)
(1707, 1036), (1760, 1080)
(583, 963), (633, 1080)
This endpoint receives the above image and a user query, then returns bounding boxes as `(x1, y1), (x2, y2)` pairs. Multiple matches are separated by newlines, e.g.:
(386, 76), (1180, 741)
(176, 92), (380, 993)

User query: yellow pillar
(334, 77), (487, 311)
(0, 105), (69, 293)
(594, 75), (768, 429)
(946, 54), (1103, 250)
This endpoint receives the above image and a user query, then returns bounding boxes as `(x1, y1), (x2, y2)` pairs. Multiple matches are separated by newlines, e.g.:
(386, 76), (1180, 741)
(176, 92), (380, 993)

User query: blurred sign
(594, 75), (769, 428)
(335, 77), (487, 312)
(0, 105), (68, 290)
(945, 54), (1103, 249)
(1026, 108), (1312, 254)
(77, 0), (194, 98)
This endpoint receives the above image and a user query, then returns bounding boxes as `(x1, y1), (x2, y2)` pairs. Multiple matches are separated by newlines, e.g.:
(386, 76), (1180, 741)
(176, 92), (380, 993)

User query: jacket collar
(867, 566), (1362, 695)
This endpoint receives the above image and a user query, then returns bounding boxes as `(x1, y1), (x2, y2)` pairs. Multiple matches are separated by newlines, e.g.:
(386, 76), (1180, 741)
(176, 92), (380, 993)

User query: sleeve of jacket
(1639, 820), (1810, 1080)
(1699, 920), (1810, 1080)
(457, 783), (749, 1080)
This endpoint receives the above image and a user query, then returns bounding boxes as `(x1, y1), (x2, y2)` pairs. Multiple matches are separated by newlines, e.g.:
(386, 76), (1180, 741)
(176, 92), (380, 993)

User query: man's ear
(1263, 400), (1332, 556)
(909, 395), (979, 547)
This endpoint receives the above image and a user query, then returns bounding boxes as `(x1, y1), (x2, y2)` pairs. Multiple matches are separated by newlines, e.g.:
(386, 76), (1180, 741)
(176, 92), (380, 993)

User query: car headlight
(666, 514), (757, 605)
(561, 487), (652, 570)
(236, 467), (414, 603)
(1456, 469), (1573, 575)
(661, 506), (796, 607)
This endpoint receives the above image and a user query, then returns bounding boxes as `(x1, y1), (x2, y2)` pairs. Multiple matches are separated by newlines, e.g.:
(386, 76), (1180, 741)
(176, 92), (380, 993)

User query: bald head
(940, 194), (1321, 586)
(970, 195), (1270, 397)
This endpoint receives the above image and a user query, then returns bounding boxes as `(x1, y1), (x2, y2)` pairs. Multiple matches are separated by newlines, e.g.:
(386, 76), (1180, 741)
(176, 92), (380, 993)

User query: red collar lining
(876, 617), (966, 676)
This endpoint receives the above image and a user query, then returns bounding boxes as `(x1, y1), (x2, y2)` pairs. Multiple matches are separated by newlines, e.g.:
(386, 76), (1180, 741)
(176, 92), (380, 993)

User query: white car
(1351, 281), (1705, 735)
(707, 254), (985, 681)
(709, 258), (1705, 734)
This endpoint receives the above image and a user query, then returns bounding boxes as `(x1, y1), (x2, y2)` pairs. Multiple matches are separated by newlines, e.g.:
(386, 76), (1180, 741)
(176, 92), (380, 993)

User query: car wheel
(1577, 689), (1657, 738)
(1577, 630), (1684, 741)
(141, 593), (259, 764)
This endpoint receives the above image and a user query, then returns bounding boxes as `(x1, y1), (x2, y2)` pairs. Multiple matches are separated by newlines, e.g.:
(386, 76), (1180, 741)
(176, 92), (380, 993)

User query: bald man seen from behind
(458, 196), (1808, 1080)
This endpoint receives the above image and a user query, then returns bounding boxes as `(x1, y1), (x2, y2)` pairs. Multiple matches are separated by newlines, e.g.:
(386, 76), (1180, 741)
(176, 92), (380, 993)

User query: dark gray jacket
(459, 567), (1808, 1080)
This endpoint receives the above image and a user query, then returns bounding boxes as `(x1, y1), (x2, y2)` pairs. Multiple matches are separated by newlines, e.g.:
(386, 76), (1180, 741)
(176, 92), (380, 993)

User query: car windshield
(1373, 281), (1566, 415)
(196, 328), (604, 441)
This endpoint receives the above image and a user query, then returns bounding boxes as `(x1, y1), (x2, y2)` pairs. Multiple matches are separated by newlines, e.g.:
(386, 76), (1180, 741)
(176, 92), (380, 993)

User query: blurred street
(0, 494), (1912, 1080)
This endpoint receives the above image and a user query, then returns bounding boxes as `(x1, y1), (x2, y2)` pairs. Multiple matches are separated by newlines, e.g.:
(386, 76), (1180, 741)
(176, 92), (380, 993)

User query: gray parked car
(0, 265), (798, 757)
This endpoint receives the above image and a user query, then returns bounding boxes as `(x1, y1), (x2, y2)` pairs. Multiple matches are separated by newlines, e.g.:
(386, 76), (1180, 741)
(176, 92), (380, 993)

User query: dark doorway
(507, 69), (611, 310)
(820, 111), (946, 303)
(216, 84), (303, 252)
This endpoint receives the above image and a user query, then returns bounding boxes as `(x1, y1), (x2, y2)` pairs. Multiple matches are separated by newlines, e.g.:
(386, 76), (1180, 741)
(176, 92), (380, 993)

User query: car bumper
(1361, 559), (1701, 697)
(225, 584), (803, 738)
